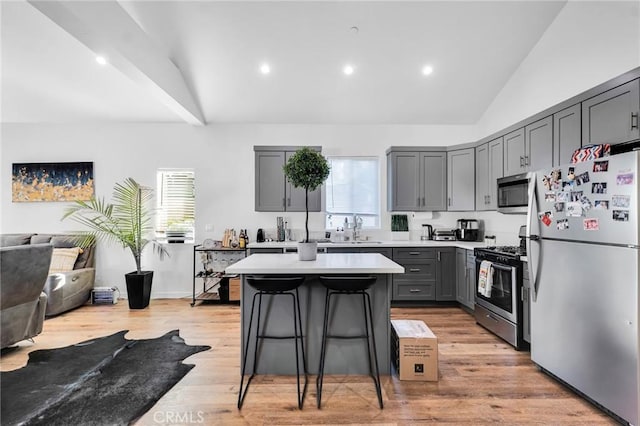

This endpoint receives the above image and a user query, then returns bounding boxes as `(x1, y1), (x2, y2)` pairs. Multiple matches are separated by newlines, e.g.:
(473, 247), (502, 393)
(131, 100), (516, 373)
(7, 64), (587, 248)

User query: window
(325, 157), (380, 229)
(156, 169), (195, 241)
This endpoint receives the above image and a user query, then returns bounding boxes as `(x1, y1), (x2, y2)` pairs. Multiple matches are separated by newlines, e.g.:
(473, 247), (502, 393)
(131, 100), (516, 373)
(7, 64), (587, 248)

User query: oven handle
(489, 263), (514, 273)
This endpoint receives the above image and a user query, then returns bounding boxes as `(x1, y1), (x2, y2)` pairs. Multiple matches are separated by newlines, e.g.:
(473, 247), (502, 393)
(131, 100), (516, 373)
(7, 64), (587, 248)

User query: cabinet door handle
(632, 112), (639, 130)
(409, 268), (421, 272)
(287, 197), (291, 207)
(409, 251), (421, 255)
(487, 195), (490, 204)
(437, 252), (441, 261)
(422, 197), (425, 206)
(282, 197), (286, 207)
(524, 155), (530, 166)
(417, 197), (420, 206)
(520, 156), (524, 167)
(448, 197), (451, 207)
(409, 289), (421, 293)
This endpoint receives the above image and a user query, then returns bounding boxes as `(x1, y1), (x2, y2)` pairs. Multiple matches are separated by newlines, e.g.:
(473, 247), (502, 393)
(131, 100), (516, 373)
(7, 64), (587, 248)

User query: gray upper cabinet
(503, 117), (552, 176)
(255, 151), (286, 211)
(387, 151), (420, 211)
(582, 78), (640, 146)
(285, 151), (321, 211)
(524, 115), (553, 171)
(503, 127), (525, 177)
(254, 146), (322, 212)
(387, 149), (446, 211)
(421, 152), (447, 211)
(553, 104), (582, 166)
(447, 148), (474, 211)
(475, 137), (503, 210)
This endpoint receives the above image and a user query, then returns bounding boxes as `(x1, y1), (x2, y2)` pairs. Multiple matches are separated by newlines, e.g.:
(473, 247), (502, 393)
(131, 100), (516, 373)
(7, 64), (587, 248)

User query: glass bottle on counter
(239, 229), (246, 248)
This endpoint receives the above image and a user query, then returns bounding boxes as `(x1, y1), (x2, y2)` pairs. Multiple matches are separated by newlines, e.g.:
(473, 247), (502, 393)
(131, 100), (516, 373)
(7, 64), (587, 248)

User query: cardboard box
(390, 319), (438, 381)
(228, 276), (241, 301)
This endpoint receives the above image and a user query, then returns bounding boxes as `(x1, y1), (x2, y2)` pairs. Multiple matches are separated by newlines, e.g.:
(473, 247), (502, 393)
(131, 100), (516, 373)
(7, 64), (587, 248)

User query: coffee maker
(455, 219), (481, 241)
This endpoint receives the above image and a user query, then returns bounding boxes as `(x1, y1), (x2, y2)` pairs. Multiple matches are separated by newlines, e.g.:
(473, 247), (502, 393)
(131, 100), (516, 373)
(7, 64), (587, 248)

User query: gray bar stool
(316, 275), (383, 409)
(238, 275), (308, 409)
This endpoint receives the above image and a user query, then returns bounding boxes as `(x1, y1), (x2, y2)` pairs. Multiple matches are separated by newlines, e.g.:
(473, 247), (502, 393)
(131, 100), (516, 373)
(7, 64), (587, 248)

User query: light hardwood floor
(1, 300), (616, 425)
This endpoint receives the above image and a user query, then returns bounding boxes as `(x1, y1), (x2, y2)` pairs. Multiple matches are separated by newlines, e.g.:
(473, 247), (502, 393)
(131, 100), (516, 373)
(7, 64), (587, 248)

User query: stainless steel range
(474, 228), (529, 350)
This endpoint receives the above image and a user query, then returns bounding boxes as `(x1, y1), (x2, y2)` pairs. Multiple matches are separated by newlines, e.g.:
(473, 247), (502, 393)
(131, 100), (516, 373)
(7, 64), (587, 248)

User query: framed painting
(12, 162), (94, 202)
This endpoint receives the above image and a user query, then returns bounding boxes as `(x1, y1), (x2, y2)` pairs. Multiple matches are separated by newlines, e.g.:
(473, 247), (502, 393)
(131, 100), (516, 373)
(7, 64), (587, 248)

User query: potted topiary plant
(62, 177), (168, 309)
(283, 147), (330, 261)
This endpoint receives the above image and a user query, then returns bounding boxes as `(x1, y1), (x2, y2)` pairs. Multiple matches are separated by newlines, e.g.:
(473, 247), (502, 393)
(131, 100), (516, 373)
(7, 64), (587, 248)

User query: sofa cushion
(32, 235), (93, 269)
(49, 247), (83, 274)
(0, 234), (35, 247)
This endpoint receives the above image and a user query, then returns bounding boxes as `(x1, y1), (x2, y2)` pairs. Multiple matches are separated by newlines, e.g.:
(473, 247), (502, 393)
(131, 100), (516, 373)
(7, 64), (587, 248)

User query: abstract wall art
(12, 162), (94, 202)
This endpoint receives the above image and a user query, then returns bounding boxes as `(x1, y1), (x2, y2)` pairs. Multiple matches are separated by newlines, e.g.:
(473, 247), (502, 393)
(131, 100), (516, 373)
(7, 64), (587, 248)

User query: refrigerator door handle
(526, 173), (540, 302)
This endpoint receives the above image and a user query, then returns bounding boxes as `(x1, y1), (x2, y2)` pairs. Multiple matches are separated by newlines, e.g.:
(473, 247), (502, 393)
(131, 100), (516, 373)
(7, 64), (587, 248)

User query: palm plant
(62, 177), (167, 273)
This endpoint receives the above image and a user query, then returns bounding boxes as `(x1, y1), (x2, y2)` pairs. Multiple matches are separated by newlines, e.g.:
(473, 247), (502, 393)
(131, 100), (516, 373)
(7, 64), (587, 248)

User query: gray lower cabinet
(248, 247), (284, 254)
(455, 248), (475, 309)
(522, 261), (531, 344)
(553, 103), (582, 166)
(387, 149), (446, 211)
(465, 250), (476, 311)
(391, 247), (436, 301)
(447, 148), (475, 211)
(254, 146), (322, 212)
(582, 78), (640, 146)
(435, 247), (456, 301)
(475, 137), (503, 210)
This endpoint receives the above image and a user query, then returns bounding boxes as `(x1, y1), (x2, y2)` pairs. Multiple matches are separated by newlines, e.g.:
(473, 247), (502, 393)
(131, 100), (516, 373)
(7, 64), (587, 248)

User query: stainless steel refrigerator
(527, 149), (639, 425)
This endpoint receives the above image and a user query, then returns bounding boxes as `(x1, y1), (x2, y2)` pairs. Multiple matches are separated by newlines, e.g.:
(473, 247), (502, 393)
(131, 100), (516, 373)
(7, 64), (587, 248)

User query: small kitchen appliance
(432, 229), (456, 241)
(256, 228), (265, 243)
(421, 224), (433, 241)
(455, 219), (481, 241)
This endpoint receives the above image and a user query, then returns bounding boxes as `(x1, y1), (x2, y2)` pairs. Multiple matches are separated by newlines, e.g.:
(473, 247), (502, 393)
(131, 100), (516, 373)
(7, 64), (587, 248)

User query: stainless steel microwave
(497, 173), (532, 214)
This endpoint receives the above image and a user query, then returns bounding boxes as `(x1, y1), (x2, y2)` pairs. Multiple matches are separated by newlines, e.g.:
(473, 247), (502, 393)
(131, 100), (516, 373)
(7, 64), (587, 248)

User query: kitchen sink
(330, 240), (383, 244)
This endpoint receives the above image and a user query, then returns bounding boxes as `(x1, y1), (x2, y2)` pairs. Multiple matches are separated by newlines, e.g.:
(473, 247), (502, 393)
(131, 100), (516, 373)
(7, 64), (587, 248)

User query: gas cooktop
(478, 245), (527, 257)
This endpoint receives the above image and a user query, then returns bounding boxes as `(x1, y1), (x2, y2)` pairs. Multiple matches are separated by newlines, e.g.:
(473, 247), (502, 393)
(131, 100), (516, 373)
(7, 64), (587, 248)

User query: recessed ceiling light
(422, 65), (434, 76)
(95, 56), (107, 66)
(343, 64), (355, 76)
(260, 63), (271, 75)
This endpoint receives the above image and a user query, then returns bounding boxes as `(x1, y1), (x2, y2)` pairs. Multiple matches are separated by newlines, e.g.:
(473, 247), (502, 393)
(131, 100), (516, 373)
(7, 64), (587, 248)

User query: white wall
(3, 122), (502, 298)
(476, 1), (640, 139)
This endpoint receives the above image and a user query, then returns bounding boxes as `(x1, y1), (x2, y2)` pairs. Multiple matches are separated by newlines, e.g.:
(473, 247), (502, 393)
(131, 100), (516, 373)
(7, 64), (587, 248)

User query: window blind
(156, 170), (195, 235)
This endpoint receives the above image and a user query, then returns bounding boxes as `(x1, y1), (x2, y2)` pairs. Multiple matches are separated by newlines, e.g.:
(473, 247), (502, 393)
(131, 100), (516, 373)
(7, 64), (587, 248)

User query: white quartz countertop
(225, 253), (405, 274)
(247, 240), (486, 251)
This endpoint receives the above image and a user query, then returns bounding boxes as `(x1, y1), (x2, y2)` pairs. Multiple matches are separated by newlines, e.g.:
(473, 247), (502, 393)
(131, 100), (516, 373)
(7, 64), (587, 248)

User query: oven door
(476, 260), (518, 323)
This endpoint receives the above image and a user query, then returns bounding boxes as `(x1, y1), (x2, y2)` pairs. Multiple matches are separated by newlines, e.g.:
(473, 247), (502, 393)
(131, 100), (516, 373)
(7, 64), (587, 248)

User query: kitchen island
(225, 253), (404, 375)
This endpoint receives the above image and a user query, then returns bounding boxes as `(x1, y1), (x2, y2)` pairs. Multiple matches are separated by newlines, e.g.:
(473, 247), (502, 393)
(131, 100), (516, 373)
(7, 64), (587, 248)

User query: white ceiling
(1, 1), (569, 125)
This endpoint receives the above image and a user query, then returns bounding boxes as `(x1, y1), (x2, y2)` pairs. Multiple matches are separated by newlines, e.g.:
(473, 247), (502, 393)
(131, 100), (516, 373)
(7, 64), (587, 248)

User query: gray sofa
(0, 234), (96, 317)
(1, 243), (53, 348)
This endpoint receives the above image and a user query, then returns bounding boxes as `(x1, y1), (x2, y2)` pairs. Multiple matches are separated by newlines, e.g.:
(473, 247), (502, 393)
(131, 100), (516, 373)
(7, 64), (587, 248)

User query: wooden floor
(1, 300), (616, 425)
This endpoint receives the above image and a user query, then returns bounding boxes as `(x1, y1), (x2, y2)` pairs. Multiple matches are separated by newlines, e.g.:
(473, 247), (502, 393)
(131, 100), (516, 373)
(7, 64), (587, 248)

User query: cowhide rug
(1, 330), (210, 426)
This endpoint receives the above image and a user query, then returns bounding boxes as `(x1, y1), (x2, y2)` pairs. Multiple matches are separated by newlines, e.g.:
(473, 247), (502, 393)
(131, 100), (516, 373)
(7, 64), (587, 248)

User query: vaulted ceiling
(1, 1), (569, 125)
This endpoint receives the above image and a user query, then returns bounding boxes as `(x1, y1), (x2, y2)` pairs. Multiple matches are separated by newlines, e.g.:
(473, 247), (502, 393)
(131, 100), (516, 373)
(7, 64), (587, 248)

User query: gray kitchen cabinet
(387, 151), (420, 211)
(391, 247), (436, 301)
(421, 152), (447, 211)
(524, 115), (553, 171)
(247, 247), (285, 254)
(447, 148), (475, 211)
(455, 248), (467, 306)
(522, 261), (531, 344)
(436, 247), (456, 301)
(503, 127), (525, 177)
(582, 78), (640, 146)
(465, 250), (476, 311)
(254, 146), (322, 212)
(504, 117), (552, 177)
(475, 137), (503, 210)
(553, 104), (582, 166)
(455, 248), (475, 309)
(387, 149), (446, 211)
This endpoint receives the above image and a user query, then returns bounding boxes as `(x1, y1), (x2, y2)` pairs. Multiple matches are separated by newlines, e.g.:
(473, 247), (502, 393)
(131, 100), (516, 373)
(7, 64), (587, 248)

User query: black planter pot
(125, 271), (153, 309)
